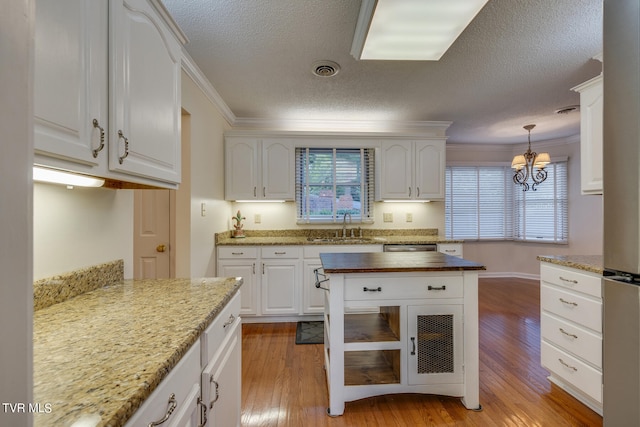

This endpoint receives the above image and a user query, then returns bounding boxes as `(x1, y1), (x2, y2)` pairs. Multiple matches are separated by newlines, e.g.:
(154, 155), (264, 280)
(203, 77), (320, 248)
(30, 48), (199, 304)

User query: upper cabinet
(34, 0), (185, 189)
(572, 74), (603, 195)
(34, 0), (108, 172)
(377, 140), (446, 200)
(225, 136), (295, 201)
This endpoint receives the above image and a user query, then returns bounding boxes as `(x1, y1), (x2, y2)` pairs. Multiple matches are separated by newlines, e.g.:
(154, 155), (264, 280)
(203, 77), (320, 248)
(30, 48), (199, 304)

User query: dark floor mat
(295, 321), (324, 344)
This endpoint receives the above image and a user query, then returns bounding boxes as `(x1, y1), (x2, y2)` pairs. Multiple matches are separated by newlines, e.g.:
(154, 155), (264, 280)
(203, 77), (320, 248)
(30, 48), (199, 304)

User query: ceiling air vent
(555, 105), (580, 114)
(312, 60), (340, 77)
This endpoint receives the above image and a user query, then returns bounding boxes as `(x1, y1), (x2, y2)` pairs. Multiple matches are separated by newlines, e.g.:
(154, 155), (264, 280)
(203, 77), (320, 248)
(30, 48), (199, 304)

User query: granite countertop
(320, 251), (486, 273)
(215, 228), (462, 246)
(537, 254), (604, 274)
(33, 277), (242, 427)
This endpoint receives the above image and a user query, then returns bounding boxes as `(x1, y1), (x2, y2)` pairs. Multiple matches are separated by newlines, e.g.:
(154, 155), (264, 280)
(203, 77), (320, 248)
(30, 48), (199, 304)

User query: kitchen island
(319, 251), (485, 416)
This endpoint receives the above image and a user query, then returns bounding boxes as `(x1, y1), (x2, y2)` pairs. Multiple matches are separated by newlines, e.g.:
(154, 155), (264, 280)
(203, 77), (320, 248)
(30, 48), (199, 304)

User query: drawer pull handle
(274, 251), (287, 255)
(559, 276), (578, 284)
(444, 249), (456, 253)
(410, 337), (416, 355)
(428, 285), (447, 291)
(197, 397), (207, 427)
(209, 378), (220, 408)
(559, 298), (578, 307)
(231, 252), (244, 255)
(363, 287), (382, 292)
(558, 358), (578, 372)
(223, 314), (236, 328)
(148, 393), (177, 426)
(117, 130), (129, 164)
(559, 328), (578, 339)
(91, 118), (105, 158)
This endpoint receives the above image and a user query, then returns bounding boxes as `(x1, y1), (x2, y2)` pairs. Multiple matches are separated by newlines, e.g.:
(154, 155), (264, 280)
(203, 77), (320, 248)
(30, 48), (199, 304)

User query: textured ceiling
(161, 0), (603, 144)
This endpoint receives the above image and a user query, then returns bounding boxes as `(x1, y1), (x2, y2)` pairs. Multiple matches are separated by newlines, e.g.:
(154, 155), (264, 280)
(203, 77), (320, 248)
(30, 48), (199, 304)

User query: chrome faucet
(342, 212), (352, 237)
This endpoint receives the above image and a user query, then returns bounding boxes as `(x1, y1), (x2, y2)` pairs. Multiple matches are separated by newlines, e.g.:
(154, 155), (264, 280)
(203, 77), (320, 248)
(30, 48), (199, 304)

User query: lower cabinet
(125, 292), (242, 427)
(437, 243), (463, 258)
(539, 262), (603, 415)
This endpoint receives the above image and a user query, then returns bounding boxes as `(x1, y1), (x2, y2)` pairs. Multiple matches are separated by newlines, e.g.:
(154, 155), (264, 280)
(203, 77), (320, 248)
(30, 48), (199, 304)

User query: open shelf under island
(319, 251), (486, 416)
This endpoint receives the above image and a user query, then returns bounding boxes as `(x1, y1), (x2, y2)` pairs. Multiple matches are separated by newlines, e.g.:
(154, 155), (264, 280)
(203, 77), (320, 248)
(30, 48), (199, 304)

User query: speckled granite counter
(536, 255), (604, 275)
(321, 251), (485, 273)
(216, 228), (462, 246)
(33, 277), (242, 427)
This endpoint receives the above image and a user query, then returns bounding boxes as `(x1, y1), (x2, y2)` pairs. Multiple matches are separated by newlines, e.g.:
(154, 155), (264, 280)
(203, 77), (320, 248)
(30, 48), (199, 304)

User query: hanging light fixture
(511, 124), (550, 191)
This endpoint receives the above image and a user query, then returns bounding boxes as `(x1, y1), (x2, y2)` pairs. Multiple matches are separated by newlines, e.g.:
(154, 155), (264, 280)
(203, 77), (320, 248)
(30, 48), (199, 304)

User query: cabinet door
(578, 75), (603, 195)
(378, 141), (413, 199)
(407, 304), (463, 385)
(225, 138), (260, 200)
(414, 140), (445, 200)
(218, 261), (258, 316)
(261, 260), (300, 315)
(262, 139), (295, 200)
(110, 0), (182, 184)
(34, 0), (108, 170)
(202, 321), (242, 427)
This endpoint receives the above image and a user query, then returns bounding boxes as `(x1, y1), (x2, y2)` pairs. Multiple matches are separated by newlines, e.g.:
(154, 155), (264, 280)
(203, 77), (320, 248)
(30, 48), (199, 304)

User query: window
(445, 162), (567, 243)
(296, 147), (375, 223)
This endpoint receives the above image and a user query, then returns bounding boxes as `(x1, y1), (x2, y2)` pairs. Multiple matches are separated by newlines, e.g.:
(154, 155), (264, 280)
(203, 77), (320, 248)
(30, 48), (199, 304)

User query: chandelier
(511, 124), (550, 191)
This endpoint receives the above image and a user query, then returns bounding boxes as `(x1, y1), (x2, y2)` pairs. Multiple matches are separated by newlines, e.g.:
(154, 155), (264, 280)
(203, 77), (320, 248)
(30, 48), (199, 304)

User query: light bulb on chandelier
(512, 124), (550, 191)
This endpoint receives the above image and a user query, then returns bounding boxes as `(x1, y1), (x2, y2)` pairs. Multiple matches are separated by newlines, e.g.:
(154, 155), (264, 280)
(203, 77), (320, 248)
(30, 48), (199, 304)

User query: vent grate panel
(416, 314), (454, 374)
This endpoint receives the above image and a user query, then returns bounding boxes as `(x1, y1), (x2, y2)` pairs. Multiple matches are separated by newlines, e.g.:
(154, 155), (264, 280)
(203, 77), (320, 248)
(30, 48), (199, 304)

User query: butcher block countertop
(320, 251), (485, 274)
(33, 277), (242, 427)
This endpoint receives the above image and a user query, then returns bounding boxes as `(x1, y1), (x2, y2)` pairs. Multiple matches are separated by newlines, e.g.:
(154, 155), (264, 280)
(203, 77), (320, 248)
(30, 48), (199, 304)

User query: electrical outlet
(406, 212), (413, 222)
(201, 202), (206, 217)
(254, 214), (261, 224)
(383, 212), (393, 222)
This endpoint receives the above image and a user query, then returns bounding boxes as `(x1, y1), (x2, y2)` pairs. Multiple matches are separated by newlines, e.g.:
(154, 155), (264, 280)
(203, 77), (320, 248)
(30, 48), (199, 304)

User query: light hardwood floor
(241, 278), (603, 426)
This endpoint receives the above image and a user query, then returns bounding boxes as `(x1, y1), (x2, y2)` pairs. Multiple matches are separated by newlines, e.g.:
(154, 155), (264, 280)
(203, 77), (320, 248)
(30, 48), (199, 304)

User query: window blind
(296, 147), (375, 223)
(445, 162), (567, 243)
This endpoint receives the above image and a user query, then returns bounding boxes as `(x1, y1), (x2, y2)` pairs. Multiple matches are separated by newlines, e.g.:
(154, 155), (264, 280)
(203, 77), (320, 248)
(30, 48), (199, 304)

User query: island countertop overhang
(320, 251), (486, 274)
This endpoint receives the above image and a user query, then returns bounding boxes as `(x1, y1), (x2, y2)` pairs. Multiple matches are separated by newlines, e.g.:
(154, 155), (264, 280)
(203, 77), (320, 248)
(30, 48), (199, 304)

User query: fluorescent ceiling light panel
(33, 166), (105, 187)
(352, 0), (488, 61)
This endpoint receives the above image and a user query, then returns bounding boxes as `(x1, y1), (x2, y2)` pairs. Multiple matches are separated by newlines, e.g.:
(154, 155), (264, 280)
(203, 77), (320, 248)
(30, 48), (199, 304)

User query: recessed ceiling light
(312, 60), (341, 77)
(351, 0), (489, 61)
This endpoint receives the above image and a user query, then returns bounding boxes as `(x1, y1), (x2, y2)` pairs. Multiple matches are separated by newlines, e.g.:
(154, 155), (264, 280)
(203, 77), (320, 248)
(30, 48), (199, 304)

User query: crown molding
(180, 49), (236, 125)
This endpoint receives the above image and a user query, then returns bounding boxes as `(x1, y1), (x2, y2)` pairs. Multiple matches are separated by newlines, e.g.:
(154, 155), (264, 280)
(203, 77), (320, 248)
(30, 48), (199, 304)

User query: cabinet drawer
(261, 246), (301, 258)
(344, 274), (463, 301)
(540, 263), (602, 298)
(541, 284), (602, 332)
(437, 243), (463, 257)
(541, 312), (602, 368)
(541, 341), (602, 403)
(201, 292), (241, 367)
(218, 246), (258, 259)
(303, 244), (381, 259)
(125, 340), (201, 427)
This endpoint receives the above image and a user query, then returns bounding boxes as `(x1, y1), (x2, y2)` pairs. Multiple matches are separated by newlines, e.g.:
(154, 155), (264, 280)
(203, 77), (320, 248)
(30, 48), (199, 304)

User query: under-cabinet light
(382, 200), (431, 203)
(33, 166), (105, 188)
(351, 0), (489, 61)
(234, 200), (286, 203)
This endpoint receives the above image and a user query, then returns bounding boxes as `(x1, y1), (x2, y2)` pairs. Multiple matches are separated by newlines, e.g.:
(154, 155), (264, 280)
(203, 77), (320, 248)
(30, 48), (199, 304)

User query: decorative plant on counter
(232, 210), (246, 238)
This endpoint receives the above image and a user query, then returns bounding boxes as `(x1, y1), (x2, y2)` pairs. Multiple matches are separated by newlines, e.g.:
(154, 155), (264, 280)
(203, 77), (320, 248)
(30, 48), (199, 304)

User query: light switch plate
(406, 212), (413, 222)
(383, 212), (393, 222)
(254, 214), (261, 224)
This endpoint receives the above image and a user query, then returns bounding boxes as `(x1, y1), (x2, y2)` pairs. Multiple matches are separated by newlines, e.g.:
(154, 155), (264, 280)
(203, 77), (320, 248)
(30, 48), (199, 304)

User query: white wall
(33, 184), (133, 280)
(0, 1), (33, 425)
(448, 136), (603, 276)
(181, 70), (232, 277)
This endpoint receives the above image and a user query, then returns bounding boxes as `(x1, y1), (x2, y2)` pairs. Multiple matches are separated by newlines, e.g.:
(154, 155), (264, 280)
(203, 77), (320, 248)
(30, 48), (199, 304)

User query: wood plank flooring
(241, 277), (603, 426)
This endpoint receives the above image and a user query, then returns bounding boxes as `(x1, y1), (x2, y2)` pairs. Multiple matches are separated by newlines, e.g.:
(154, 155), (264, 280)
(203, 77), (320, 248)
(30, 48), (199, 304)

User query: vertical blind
(295, 147), (375, 223)
(445, 162), (568, 243)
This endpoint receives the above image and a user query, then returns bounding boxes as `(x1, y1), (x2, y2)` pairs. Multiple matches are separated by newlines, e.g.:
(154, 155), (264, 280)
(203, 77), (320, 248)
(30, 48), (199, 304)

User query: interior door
(134, 189), (172, 279)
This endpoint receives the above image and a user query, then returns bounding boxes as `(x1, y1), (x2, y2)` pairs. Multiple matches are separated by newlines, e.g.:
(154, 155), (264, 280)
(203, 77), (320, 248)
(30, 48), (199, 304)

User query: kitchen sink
(306, 237), (377, 243)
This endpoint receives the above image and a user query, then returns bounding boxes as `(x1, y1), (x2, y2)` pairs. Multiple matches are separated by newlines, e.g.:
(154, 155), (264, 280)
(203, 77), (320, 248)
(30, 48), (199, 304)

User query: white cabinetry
(377, 140), (446, 201)
(201, 292), (242, 427)
(109, 0), (182, 185)
(34, 0), (108, 172)
(34, 0), (184, 188)
(539, 262), (603, 415)
(218, 247), (258, 316)
(125, 340), (202, 427)
(224, 137), (295, 201)
(437, 243), (463, 258)
(572, 74), (603, 195)
(260, 247), (301, 315)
